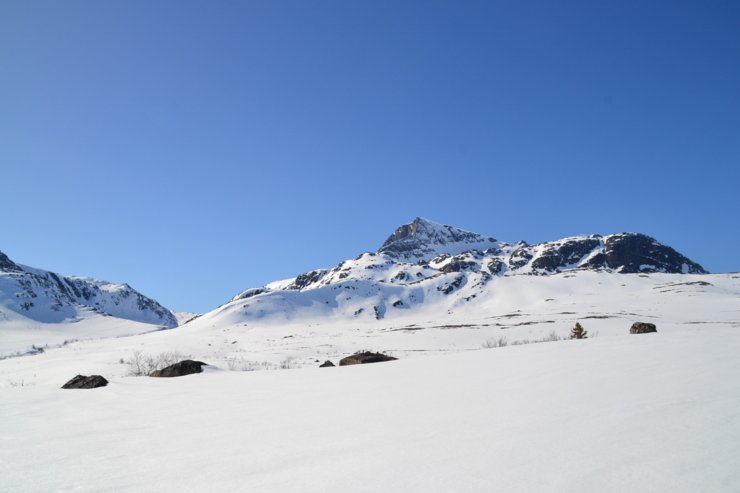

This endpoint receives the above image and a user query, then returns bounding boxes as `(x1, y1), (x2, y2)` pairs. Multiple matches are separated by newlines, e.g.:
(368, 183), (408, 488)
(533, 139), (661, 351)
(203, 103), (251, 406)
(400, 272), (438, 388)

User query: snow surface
(2, 326), (739, 492)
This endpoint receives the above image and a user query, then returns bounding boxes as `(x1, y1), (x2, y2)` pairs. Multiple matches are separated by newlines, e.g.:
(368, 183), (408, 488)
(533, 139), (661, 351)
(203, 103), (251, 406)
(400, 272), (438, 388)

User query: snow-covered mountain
(213, 217), (706, 325)
(0, 250), (176, 355)
(1, 217), (737, 389)
(0, 250), (176, 326)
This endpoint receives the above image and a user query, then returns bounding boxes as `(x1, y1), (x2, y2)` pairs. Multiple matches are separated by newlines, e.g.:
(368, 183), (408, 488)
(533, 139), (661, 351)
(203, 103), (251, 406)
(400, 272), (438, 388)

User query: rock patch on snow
(61, 374), (109, 389)
(339, 352), (397, 366)
(630, 322), (658, 334)
(150, 360), (208, 377)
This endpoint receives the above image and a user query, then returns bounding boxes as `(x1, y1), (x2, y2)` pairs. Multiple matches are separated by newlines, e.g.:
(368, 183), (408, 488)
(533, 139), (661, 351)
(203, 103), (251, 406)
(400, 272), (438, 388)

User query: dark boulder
(150, 360), (208, 377)
(319, 360), (335, 367)
(630, 322), (657, 334)
(61, 374), (109, 389)
(339, 352), (397, 366)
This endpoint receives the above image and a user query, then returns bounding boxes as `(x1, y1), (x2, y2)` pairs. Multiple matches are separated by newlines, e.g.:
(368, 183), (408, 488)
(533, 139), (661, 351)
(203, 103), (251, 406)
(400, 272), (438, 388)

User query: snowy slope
(2, 270), (738, 388)
(2, 326), (739, 493)
(0, 250), (177, 356)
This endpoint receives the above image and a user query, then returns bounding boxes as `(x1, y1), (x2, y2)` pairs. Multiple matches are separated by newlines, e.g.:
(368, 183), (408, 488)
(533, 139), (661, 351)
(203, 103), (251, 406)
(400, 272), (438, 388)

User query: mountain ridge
(217, 218), (706, 326)
(0, 249), (177, 328)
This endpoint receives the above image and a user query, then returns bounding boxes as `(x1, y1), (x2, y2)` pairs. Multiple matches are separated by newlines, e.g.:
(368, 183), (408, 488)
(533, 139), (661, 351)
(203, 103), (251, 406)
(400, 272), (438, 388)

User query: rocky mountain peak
(378, 217), (499, 260)
(602, 233), (706, 274)
(0, 250), (22, 272)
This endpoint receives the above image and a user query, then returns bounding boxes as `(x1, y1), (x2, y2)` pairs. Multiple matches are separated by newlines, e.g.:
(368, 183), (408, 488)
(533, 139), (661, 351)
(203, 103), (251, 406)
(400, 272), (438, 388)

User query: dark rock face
(584, 252), (607, 269)
(439, 259), (478, 273)
(438, 275), (464, 295)
(339, 352), (397, 366)
(605, 234), (706, 274)
(630, 322), (657, 334)
(0, 251), (22, 272)
(61, 375), (109, 389)
(378, 217), (496, 260)
(289, 270), (328, 290)
(319, 360), (335, 367)
(509, 248), (533, 270)
(531, 238), (602, 273)
(150, 360), (208, 377)
(234, 288), (266, 301)
(487, 259), (505, 275)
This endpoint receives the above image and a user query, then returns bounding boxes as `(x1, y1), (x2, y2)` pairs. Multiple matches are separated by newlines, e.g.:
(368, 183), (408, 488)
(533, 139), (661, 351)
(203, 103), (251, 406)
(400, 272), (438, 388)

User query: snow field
(2, 326), (739, 492)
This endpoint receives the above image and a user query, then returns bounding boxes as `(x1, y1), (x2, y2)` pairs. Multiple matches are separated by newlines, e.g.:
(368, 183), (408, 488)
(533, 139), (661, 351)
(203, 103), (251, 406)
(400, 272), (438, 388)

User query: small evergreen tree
(569, 322), (588, 339)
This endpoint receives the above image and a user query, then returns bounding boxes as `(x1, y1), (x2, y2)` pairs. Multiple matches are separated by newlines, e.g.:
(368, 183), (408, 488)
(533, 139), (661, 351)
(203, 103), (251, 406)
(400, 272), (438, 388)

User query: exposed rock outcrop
(150, 360), (208, 377)
(339, 352), (397, 366)
(630, 322), (657, 334)
(61, 375), (109, 389)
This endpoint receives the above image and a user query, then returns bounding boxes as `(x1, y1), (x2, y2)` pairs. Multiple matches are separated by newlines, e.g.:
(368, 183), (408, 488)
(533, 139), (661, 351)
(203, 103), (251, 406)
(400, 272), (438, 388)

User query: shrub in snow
(225, 357), (277, 372)
(569, 322), (588, 339)
(125, 351), (191, 376)
(482, 336), (508, 349)
(280, 357), (297, 370)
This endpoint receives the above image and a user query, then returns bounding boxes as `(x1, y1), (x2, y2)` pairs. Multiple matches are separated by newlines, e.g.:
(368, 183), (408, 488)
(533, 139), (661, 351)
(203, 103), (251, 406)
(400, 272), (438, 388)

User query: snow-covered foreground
(2, 327), (739, 492)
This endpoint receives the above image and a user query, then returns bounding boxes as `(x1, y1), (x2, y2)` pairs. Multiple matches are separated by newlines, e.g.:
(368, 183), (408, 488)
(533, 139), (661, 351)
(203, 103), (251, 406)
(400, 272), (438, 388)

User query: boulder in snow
(319, 360), (335, 367)
(630, 322), (657, 334)
(61, 375), (109, 389)
(339, 352), (397, 366)
(150, 360), (208, 377)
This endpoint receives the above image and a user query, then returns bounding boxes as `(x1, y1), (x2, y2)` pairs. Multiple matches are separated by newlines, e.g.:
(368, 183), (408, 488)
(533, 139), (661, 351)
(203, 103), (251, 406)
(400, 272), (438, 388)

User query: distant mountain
(0, 250), (176, 327)
(214, 217), (705, 324)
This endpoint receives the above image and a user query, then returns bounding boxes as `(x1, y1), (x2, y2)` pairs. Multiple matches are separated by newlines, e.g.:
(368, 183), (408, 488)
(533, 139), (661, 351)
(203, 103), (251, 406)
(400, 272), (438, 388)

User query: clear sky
(1, 1), (739, 313)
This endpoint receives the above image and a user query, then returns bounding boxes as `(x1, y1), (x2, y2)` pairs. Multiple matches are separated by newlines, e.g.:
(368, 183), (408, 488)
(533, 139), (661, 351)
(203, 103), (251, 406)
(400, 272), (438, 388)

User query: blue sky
(1, 1), (738, 312)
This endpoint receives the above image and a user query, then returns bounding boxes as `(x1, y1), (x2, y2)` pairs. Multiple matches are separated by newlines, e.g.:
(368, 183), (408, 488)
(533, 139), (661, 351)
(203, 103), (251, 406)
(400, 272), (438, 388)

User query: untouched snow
(0, 313), (171, 361)
(2, 326), (739, 492)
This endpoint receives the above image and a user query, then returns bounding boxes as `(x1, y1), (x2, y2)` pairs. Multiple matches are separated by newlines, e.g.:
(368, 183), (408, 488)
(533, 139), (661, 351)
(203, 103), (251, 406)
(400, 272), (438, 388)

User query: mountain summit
(378, 217), (499, 260)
